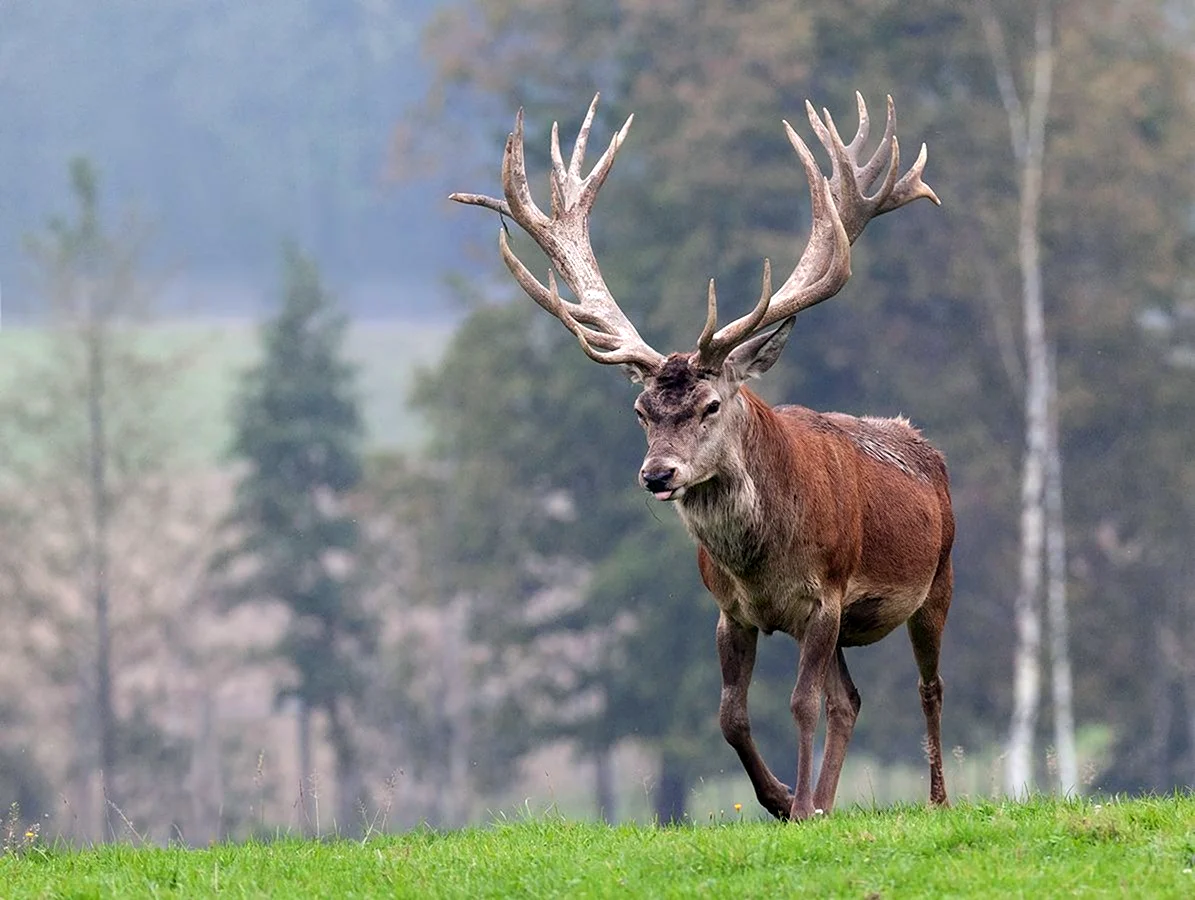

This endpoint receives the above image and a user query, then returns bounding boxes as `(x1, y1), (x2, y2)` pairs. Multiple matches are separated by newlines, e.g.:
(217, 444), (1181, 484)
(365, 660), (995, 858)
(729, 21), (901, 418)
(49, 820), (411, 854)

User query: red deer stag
(451, 92), (951, 821)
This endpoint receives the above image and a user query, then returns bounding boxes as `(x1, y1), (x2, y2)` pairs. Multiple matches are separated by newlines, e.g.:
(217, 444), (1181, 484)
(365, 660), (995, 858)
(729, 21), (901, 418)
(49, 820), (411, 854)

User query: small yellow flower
(733, 803), (742, 812)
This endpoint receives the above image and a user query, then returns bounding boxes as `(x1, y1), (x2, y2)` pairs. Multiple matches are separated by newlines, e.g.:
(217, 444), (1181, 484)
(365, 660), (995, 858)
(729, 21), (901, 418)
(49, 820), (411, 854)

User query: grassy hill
(1, 795), (1192, 897)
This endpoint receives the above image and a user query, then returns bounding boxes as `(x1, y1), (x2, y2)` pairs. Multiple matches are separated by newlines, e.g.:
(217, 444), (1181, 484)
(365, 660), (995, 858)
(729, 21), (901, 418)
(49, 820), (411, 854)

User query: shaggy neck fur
(676, 388), (784, 577)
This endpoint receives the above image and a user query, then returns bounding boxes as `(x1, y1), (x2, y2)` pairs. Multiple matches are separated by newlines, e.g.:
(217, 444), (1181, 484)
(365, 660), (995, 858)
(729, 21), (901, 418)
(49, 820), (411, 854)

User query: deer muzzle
(640, 461), (685, 501)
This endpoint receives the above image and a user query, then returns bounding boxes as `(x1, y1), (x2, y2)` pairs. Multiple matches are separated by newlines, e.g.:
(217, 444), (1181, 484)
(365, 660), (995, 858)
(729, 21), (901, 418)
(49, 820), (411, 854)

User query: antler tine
(763, 127), (853, 317)
(885, 141), (941, 210)
(452, 96), (665, 375)
(693, 93), (937, 370)
(859, 95), (898, 190)
(549, 96), (634, 217)
(812, 104), (867, 238)
(447, 191), (511, 216)
(847, 91), (871, 157)
(580, 112), (634, 209)
(497, 226), (556, 313)
(697, 278), (719, 353)
(752, 119), (853, 306)
(569, 93), (601, 178)
(503, 108), (550, 227)
(549, 120), (566, 217)
(696, 261), (774, 369)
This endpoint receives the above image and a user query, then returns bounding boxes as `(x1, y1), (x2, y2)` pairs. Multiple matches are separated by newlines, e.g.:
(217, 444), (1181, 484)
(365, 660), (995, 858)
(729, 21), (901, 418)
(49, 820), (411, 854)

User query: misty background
(1, 0), (452, 319)
(0, 0), (1193, 845)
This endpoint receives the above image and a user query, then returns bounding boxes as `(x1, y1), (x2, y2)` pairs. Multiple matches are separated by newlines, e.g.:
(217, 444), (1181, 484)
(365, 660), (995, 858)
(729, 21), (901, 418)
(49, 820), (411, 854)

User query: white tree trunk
(1044, 350), (1078, 794)
(980, 0), (1056, 798)
(1007, 391), (1046, 797)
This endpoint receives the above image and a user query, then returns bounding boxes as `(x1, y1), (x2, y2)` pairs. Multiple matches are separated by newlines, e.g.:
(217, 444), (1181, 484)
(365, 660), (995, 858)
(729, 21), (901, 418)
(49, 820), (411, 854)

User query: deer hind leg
(789, 596), (841, 820)
(907, 556), (953, 807)
(813, 646), (861, 813)
(716, 613), (793, 820)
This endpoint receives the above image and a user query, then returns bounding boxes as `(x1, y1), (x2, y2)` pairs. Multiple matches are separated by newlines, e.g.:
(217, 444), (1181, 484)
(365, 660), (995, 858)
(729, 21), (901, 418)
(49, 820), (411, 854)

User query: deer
(450, 91), (952, 821)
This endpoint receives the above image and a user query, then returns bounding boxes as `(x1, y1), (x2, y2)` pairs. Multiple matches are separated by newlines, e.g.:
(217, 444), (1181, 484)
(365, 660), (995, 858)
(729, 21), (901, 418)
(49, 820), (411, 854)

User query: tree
(0, 158), (200, 840)
(579, 527), (723, 822)
(976, 0), (1070, 798)
(349, 449), (531, 828)
(970, 0), (1194, 794)
(218, 245), (374, 832)
(409, 301), (651, 818)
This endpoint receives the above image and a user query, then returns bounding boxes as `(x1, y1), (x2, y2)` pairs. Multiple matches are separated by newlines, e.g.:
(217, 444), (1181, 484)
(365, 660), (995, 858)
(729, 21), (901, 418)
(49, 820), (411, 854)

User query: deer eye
(635, 408), (648, 427)
(702, 399), (721, 420)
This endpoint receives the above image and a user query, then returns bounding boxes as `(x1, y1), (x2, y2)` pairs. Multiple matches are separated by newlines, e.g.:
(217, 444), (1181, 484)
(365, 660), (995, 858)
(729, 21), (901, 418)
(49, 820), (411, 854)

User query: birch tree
(1044, 349), (1077, 793)
(979, 0), (1076, 797)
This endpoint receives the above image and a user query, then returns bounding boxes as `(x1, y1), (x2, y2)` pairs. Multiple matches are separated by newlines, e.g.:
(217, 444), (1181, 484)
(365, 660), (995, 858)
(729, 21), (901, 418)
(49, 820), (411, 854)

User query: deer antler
(450, 95), (667, 375)
(694, 93), (940, 371)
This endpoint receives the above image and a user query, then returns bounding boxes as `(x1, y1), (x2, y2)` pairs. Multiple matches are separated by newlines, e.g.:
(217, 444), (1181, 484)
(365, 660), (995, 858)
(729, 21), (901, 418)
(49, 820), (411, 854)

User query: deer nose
(640, 466), (677, 493)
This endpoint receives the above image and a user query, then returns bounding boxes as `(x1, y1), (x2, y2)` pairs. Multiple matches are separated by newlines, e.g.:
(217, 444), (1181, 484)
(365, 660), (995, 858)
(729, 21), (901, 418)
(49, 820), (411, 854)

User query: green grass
(2, 795), (1193, 898)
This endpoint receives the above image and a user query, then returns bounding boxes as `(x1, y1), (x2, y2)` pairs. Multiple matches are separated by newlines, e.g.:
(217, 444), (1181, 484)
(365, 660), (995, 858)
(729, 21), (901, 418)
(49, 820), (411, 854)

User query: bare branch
(978, 1), (1029, 159)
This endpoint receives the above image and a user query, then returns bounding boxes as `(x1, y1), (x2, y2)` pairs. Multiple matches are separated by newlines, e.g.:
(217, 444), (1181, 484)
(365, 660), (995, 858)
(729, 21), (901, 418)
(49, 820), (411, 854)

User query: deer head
(450, 93), (939, 502)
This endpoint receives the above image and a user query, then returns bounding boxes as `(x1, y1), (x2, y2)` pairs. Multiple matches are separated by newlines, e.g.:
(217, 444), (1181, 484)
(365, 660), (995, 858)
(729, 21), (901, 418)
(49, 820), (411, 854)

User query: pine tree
(220, 244), (373, 832)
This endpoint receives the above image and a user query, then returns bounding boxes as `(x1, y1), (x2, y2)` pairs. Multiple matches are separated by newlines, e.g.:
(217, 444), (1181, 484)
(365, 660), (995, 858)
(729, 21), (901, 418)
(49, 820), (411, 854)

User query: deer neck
(675, 390), (783, 577)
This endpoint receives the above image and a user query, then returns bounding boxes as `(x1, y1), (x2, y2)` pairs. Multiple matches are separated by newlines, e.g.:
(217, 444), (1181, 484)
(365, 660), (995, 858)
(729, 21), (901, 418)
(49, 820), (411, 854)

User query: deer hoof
(761, 783), (795, 820)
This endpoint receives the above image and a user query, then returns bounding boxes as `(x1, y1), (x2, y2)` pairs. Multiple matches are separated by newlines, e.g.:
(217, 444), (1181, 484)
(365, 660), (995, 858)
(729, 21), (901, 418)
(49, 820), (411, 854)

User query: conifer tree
(221, 244), (373, 832)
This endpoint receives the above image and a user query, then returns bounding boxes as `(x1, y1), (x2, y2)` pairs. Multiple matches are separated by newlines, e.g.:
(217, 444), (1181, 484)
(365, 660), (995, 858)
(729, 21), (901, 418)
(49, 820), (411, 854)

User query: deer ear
(724, 317), (795, 383)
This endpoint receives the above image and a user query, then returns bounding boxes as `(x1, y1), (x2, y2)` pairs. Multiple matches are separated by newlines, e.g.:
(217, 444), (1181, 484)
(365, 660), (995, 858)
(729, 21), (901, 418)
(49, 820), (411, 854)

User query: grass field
(1, 795), (1192, 898)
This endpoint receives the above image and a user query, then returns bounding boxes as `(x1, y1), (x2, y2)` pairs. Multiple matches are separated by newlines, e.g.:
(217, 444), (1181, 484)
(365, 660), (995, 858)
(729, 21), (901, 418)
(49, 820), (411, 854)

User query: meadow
(0, 317), (456, 462)
(1, 795), (1192, 898)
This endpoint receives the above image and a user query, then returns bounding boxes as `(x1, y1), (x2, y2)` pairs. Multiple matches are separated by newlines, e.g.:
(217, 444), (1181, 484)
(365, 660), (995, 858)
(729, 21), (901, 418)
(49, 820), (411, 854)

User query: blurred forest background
(1, 0), (1193, 844)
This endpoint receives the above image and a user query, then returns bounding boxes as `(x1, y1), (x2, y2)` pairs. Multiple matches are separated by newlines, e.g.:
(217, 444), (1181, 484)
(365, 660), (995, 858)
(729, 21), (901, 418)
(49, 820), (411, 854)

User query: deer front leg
(790, 597), (841, 820)
(716, 612), (793, 820)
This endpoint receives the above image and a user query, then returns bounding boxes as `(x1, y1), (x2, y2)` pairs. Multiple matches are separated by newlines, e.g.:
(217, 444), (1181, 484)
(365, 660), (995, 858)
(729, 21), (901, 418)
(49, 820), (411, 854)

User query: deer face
(633, 319), (795, 501)
(634, 356), (728, 501)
